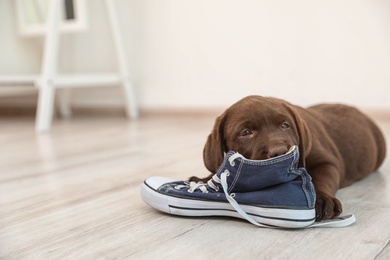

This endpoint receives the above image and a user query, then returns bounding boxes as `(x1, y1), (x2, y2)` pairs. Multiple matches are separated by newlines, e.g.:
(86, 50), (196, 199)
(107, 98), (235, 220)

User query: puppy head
(203, 96), (312, 173)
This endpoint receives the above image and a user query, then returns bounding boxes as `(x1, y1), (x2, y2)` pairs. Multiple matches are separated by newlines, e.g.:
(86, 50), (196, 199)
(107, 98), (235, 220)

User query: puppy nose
(267, 146), (289, 159)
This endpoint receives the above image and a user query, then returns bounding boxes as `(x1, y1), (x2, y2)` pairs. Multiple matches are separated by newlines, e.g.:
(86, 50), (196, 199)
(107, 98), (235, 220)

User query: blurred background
(1, 0), (390, 115)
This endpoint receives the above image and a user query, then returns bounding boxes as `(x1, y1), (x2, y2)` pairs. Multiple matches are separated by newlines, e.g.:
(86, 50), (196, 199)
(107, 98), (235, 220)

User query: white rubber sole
(141, 179), (316, 229)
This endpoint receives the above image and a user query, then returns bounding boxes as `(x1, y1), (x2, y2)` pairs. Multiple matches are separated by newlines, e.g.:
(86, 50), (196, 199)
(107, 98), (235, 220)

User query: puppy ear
(285, 104), (312, 167)
(203, 113), (227, 173)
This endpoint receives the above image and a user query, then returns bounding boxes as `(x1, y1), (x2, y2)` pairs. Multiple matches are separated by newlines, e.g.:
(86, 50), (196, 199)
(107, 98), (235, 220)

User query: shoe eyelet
(230, 193), (236, 198)
(230, 161), (235, 167)
(224, 170), (230, 177)
(187, 189), (193, 193)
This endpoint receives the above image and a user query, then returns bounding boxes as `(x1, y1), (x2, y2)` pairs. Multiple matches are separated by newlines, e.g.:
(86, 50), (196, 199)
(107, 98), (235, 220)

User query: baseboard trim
(0, 104), (388, 120)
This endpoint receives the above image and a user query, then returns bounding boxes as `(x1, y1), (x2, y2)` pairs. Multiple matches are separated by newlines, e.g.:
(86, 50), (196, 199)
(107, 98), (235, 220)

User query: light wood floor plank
(0, 112), (389, 259)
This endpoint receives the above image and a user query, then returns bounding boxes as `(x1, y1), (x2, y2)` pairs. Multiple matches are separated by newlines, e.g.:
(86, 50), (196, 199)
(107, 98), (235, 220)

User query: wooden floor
(1, 111), (390, 259)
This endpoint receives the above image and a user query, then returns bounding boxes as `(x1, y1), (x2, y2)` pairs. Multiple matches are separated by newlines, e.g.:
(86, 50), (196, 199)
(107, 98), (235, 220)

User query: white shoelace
(220, 169), (267, 227)
(176, 153), (244, 193)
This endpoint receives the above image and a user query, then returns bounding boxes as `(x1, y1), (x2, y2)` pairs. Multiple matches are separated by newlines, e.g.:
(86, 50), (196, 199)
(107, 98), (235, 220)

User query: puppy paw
(315, 191), (343, 221)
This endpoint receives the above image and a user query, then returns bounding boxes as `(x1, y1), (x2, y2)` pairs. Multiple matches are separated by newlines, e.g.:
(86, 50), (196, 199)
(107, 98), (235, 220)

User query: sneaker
(141, 146), (356, 228)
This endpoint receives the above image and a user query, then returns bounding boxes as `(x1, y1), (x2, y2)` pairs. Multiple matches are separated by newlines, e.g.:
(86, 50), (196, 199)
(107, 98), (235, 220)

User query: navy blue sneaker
(141, 146), (355, 228)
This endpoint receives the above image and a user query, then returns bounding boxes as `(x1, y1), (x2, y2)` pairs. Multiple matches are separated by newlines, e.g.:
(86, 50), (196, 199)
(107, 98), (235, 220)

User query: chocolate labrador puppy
(190, 95), (386, 221)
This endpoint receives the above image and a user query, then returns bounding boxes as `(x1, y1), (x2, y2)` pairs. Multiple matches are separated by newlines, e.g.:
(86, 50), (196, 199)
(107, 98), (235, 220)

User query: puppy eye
(281, 122), (290, 129)
(241, 129), (253, 136)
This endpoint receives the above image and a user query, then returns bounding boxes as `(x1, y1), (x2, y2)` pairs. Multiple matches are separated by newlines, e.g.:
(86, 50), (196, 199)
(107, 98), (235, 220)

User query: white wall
(1, 0), (390, 110)
(0, 1), (42, 74)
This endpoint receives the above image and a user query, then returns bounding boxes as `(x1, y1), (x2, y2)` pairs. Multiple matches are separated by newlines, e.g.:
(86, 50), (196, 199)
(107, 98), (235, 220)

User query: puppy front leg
(309, 164), (343, 221)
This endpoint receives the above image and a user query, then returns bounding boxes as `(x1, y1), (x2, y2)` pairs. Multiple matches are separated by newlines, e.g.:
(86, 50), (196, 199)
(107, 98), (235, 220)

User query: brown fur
(190, 95), (386, 221)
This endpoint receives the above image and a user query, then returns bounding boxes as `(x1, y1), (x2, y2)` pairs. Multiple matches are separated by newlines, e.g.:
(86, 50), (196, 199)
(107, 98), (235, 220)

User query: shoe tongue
(220, 146), (301, 192)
